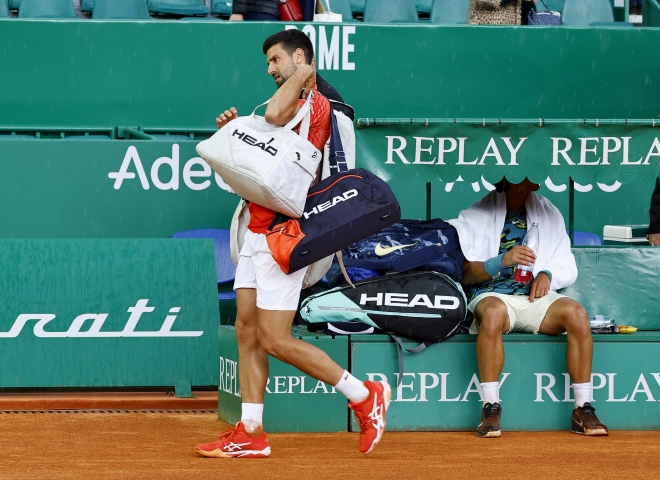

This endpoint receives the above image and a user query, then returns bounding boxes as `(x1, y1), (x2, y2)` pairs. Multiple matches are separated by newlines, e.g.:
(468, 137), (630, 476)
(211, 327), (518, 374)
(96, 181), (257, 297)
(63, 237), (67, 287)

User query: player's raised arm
(264, 64), (314, 126)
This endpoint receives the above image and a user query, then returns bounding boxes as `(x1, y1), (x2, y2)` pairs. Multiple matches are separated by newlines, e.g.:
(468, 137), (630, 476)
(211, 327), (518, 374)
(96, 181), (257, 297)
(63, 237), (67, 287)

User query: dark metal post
(426, 182), (432, 220)
(569, 178), (575, 245)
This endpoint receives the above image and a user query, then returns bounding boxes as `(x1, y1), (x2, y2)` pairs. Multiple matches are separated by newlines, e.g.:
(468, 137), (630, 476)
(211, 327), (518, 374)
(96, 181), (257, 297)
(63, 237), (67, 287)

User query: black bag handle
(390, 334), (433, 385)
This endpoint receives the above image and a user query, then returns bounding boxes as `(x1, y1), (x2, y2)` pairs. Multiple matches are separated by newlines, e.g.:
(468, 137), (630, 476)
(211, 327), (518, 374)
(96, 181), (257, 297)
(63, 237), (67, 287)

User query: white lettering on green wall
(285, 24), (356, 71)
(0, 300), (202, 338)
(109, 144), (226, 191)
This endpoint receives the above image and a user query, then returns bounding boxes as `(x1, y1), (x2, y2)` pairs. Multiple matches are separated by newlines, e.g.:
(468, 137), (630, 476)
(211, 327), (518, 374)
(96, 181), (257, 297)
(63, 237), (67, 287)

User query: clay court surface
(0, 412), (658, 479)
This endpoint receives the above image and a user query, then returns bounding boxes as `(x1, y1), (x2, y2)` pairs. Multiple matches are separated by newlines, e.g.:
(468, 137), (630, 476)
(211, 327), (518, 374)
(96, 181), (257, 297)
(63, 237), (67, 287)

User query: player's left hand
(529, 272), (551, 303)
(216, 107), (238, 129)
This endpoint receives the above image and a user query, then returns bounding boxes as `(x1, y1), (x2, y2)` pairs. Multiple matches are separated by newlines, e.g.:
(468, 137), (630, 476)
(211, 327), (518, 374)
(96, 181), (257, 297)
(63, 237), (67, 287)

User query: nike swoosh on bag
(374, 242), (418, 256)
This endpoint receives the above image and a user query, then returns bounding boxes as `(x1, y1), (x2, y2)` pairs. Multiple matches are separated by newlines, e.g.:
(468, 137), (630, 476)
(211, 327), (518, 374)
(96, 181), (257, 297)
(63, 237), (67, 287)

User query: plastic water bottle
(514, 222), (539, 285)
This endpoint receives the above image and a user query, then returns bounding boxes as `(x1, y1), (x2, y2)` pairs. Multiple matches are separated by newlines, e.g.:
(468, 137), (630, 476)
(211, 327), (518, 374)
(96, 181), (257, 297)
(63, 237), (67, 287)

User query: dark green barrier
(0, 21), (659, 128)
(0, 132), (654, 238)
(0, 140), (237, 238)
(0, 239), (218, 390)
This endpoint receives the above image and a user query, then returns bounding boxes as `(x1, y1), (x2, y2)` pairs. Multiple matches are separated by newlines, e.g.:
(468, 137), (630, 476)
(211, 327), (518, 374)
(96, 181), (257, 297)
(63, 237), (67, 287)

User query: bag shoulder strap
(328, 99), (355, 120)
(536, 0), (551, 11)
(389, 334), (434, 385)
(250, 99), (271, 116)
(328, 108), (348, 175)
(284, 90), (313, 137)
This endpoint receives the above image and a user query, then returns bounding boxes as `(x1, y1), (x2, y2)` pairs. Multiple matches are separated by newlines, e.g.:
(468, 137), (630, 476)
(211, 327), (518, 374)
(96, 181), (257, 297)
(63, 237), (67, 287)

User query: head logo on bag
(303, 189), (358, 219)
(358, 292), (461, 310)
(231, 129), (278, 156)
(300, 271), (467, 382)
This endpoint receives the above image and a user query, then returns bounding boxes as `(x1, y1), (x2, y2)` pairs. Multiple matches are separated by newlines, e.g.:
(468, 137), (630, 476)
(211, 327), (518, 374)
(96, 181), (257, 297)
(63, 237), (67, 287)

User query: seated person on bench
(449, 178), (608, 438)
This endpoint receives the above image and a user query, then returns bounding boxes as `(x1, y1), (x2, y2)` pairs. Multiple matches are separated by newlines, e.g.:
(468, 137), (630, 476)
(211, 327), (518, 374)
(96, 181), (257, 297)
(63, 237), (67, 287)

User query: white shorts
(468, 291), (567, 334)
(233, 230), (309, 311)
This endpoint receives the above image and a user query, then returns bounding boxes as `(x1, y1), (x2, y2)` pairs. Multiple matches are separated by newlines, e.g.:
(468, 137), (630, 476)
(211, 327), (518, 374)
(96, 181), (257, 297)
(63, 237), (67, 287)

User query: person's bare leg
(256, 308), (344, 385)
(538, 297), (592, 383)
(475, 297), (511, 383)
(235, 288), (269, 404)
(538, 297), (606, 435)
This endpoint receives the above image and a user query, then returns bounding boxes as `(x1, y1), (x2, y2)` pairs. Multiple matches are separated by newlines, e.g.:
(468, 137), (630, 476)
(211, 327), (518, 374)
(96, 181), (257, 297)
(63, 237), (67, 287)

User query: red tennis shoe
(195, 422), (271, 458)
(348, 380), (392, 454)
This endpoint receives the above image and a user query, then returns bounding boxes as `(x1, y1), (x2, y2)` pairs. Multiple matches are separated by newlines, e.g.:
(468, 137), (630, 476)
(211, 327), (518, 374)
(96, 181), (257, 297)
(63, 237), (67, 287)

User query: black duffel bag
(266, 168), (401, 274)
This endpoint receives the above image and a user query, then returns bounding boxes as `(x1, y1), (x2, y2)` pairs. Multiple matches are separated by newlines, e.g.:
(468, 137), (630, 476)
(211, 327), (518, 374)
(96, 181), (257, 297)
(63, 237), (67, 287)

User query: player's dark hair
(263, 30), (314, 65)
(494, 178), (509, 193)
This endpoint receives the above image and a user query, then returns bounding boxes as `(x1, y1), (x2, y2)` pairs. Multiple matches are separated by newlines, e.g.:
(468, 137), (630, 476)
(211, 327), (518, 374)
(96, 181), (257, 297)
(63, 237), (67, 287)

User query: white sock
(481, 382), (499, 404)
(334, 370), (369, 403)
(241, 403), (264, 433)
(573, 382), (592, 408)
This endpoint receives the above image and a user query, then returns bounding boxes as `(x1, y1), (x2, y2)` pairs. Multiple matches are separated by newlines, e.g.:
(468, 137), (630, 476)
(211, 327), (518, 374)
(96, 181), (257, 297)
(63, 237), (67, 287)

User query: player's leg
(234, 288), (268, 431)
(472, 295), (511, 438)
(196, 241), (272, 458)
(257, 308), (344, 384)
(538, 297), (608, 436)
(251, 227), (390, 454)
(538, 297), (592, 382)
(256, 306), (391, 454)
(475, 296), (510, 383)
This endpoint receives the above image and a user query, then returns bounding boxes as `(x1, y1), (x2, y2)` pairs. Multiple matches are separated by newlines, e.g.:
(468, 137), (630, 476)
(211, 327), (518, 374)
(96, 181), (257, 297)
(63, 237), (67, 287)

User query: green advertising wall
(352, 334), (660, 432)
(217, 328), (660, 432)
(0, 139), (236, 238)
(0, 238), (219, 389)
(0, 133), (654, 238)
(356, 120), (660, 235)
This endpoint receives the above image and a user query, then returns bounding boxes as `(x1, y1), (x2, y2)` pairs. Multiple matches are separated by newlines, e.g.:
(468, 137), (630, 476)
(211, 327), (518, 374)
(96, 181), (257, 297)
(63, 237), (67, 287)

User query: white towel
(448, 191), (578, 291)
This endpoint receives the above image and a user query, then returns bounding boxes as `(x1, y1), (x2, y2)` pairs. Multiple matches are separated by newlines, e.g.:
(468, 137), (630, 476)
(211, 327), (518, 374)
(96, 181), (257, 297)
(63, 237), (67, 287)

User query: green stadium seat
(211, 0), (232, 16)
(415, 0), (432, 14)
(8, 0), (18, 10)
(18, 0), (77, 18)
(430, 0), (470, 24)
(561, 0), (614, 24)
(148, 0), (209, 16)
(350, 0), (364, 15)
(320, 0), (357, 22)
(0, 0), (8, 17)
(92, 0), (151, 19)
(81, 0), (94, 12)
(363, 0), (418, 23)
